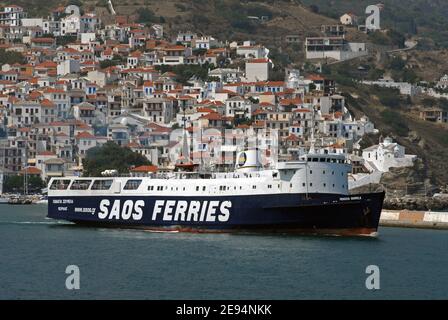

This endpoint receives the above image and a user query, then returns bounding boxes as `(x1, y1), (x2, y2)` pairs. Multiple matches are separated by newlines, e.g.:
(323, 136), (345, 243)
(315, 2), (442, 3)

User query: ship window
(323, 170), (326, 174)
(70, 180), (92, 190)
(312, 158), (318, 162)
(50, 179), (71, 190)
(91, 179), (113, 190)
(323, 183), (326, 187)
(157, 186), (163, 191)
(302, 183), (305, 187)
(310, 183), (313, 187)
(124, 179), (142, 190)
(333, 184), (335, 188)
(290, 183), (293, 188)
(148, 186), (154, 191)
(332, 171), (334, 175)
(196, 186), (199, 191)
(310, 170), (313, 174)
(327, 158), (331, 162)
(203, 186), (206, 191)
(252, 185), (256, 189)
(320, 158), (325, 162)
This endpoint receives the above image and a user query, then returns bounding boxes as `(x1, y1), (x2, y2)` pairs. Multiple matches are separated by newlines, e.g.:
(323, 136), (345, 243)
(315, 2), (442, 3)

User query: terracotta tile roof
(40, 99), (56, 108)
(75, 131), (95, 139)
(21, 167), (42, 175)
(131, 165), (158, 173)
(248, 58), (269, 63)
(38, 151), (56, 156)
(280, 97), (303, 106)
(32, 38), (55, 44)
(200, 112), (223, 120)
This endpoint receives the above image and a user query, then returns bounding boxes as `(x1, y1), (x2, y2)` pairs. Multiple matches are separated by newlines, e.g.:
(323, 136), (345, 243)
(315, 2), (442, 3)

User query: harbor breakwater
(380, 209), (448, 229)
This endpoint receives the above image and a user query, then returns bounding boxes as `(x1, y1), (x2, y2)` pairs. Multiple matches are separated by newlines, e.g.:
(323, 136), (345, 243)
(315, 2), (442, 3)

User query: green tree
(381, 110), (409, 136)
(68, 0), (83, 6)
(100, 59), (119, 69)
(155, 64), (211, 84)
(82, 141), (151, 176)
(4, 175), (45, 193)
(389, 56), (406, 70)
(137, 8), (157, 24)
(0, 49), (25, 65)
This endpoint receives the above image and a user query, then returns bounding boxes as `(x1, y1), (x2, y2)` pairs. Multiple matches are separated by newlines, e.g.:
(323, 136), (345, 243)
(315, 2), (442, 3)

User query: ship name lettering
(152, 200), (232, 222)
(98, 199), (144, 220)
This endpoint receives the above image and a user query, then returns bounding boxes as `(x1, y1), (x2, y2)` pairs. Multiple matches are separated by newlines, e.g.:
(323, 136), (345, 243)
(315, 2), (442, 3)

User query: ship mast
(309, 105), (316, 154)
(0, 140), (4, 196)
(23, 137), (28, 196)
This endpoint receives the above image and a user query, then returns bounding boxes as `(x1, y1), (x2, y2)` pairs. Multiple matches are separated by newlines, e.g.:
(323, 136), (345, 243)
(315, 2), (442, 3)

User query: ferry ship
(47, 149), (385, 236)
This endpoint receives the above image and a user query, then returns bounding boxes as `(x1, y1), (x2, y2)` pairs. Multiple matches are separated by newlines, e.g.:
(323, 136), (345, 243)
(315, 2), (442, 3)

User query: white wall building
(305, 37), (368, 61)
(362, 137), (416, 172)
(245, 58), (270, 82)
(0, 5), (27, 27)
(225, 96), (252, 119)
(61, 14), (81, 35)
(340, 13), (358, 26)
(362, 78), (422, 96)
(57, 59), (80, 76)
(236, 44), (268, 59)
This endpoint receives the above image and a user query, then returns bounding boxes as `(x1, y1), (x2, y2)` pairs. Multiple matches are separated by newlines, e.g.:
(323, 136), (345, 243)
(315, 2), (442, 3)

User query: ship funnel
(235, 148), (262, 172)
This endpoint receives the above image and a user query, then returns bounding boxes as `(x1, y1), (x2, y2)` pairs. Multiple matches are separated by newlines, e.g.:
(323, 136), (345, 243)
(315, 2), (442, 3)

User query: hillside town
(0, 3), (417, 195)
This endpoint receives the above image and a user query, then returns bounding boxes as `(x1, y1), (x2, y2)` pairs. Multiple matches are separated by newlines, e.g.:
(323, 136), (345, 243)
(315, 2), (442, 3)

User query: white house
(436, 74), (448, 89)
(305, 37), (368, 61)
(193, 36), (218, 50)
(236, 44), (268, 59)
(0, 5), (27, 27)
(225, 96), (252, 119)
(245, 58), (270, 82)
(361, 78), (422, 96)
(340, 13), (358, 26)
(61, 13), (81, 35)
(143, 98), (174, 124)
(57, 59), (80, 76)
(362, 137), (416, 172)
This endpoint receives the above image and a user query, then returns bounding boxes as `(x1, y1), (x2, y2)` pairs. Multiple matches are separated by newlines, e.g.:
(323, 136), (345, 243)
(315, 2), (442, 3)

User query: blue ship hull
(47, 192), (385, 236)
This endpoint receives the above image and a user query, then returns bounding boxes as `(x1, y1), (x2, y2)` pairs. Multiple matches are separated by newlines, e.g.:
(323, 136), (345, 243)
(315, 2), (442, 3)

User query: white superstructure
(48, 149), (351, 197)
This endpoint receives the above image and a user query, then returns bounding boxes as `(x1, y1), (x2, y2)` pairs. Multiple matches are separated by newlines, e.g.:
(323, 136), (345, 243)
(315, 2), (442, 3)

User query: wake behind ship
(47, 149), (385, 236)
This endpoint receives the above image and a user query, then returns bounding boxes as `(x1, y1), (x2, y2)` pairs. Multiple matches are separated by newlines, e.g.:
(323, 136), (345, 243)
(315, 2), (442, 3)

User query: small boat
(8, 196), (33, 205)
(36, 196), (48, 204)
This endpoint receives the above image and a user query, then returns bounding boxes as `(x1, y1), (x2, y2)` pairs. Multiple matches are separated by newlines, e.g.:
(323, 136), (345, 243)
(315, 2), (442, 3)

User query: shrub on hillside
(381, 110), (409, 136)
